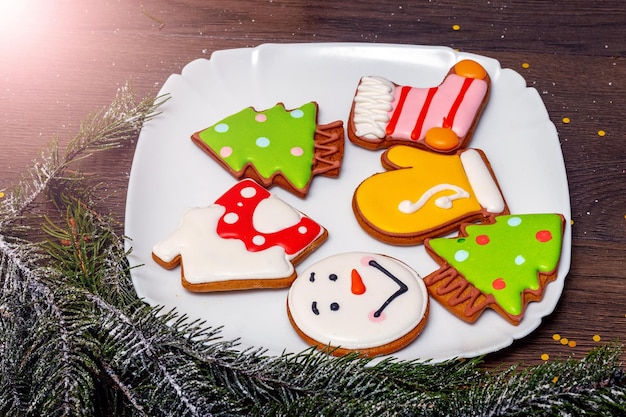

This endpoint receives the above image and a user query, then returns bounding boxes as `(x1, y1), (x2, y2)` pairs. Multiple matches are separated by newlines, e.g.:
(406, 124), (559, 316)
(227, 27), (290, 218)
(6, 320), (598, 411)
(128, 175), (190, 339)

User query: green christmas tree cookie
(424, 213), (565, 325)
(191, 102), (344, 197)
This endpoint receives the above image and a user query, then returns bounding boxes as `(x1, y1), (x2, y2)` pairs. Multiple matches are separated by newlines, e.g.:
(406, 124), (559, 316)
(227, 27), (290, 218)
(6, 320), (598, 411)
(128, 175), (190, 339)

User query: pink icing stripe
(386, 86), (429, 139)
(383, 74), (488, 141)
(443, 77), (474, 129)
(411, 87), (438, 140)
(422, 74), (487, 139)
(385, 86), (411, 135)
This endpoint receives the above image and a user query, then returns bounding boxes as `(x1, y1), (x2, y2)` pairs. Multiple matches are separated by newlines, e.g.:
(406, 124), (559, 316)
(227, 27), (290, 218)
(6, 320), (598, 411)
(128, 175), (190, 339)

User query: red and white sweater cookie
(152, 179), (328, 292)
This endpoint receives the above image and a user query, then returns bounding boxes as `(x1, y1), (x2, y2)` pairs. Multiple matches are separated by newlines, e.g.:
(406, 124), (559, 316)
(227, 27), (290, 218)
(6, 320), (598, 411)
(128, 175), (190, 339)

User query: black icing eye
(309, 272), (316, 282)
(328, 274), (338, 281)
(330, 302), (340, 311)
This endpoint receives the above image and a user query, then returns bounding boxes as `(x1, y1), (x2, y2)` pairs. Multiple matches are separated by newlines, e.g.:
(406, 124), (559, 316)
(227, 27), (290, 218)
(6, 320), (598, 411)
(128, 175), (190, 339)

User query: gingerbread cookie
(192, 102), (344, 198)
(287, 252), (429, 357)
(352, 146), (508, 245)
(424, 213), (565, 325)
(348, 59), (490, 153)
(152, 179), (327, 292)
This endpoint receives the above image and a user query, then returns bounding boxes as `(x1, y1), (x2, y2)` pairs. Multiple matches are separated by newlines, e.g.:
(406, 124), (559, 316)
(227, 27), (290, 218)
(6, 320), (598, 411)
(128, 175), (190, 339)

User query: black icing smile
(369, 259), (408, 318)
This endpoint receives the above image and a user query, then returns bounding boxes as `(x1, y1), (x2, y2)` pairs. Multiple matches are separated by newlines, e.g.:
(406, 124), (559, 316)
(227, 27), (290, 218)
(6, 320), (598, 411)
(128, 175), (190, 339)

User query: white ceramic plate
(125, 43), (571, 362)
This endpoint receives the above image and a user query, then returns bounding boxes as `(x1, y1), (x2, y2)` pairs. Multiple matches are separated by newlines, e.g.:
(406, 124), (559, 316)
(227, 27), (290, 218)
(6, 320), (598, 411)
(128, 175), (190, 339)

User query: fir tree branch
(0, 84), (167, 230)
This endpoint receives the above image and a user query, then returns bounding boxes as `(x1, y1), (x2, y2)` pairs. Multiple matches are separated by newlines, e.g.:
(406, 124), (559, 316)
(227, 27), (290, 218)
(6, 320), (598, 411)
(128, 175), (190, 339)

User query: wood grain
(1, 0), (625, 368)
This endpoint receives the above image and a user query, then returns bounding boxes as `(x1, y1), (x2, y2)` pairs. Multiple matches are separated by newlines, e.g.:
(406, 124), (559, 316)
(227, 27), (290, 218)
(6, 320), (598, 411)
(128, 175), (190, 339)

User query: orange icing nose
(351, 269), (367, 295)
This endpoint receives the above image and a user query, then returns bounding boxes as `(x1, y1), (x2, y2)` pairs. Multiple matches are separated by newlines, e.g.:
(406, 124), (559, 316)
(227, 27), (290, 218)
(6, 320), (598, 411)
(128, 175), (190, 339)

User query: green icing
(428, 214), (563, 316)
(198, 102), (317, 190)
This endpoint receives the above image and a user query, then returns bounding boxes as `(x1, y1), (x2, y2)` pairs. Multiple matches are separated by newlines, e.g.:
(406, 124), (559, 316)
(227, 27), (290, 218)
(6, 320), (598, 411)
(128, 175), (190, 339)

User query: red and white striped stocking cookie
(348, 60), (490, 153)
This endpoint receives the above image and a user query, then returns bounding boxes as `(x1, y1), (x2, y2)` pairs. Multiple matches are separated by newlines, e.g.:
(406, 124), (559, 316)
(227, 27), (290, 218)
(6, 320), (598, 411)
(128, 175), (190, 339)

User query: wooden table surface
(1, 0), (625, 368)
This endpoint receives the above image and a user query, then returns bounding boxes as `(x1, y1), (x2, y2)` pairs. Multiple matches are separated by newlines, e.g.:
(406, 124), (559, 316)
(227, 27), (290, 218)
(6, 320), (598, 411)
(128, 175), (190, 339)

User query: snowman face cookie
(287, 252), (429, 356)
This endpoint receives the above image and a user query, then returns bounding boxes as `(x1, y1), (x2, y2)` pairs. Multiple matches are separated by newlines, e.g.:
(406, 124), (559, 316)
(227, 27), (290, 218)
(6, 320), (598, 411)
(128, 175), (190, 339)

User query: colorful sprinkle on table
(560, 337), (569, 345)
(452, 24), (461, 31)
(593, 334), (602, 342)
(562, 117), (570, 124)
(597, 130), (606, 137)
(0, 191), (4, 199)
(541, 353), (550, 361)
(552, 333), (561, 341)
(521, 62), (530, 69)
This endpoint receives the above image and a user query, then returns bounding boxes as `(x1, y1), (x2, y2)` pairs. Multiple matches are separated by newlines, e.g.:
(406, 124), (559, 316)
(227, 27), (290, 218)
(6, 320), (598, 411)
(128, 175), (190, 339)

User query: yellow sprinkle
(593, 334), (602, 342)
(552, 333), (561, 341)
(552, 376), (559, 384)
(570, 219), (575, 225)
(597, 130), (606, 137)
(521, 62), (530, 69)
(562, 117), (570, 124)
(0, 191), (4, 199)
(560, 337), (569, 345)
(452, 24), (461, 31)
(568, 340), (577, 348)
(541, 353), (550, 361)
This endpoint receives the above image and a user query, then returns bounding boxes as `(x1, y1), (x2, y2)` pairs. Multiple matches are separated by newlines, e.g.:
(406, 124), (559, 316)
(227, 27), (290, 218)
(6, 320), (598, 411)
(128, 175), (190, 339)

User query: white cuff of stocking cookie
(352, 76), (395, 140)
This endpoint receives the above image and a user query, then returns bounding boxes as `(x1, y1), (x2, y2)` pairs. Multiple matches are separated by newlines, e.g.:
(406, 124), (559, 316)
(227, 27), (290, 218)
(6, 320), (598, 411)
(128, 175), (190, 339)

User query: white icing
(287, 252), (428, 350)
(398, 183), (470, 214)
(460, 149), (506, 213)
(253, 195), (302, 233)
(152, 206), (294, 284)
(223, 212), (239, 224)
(240, 186), (257, 198)
(352, 76), (395, 139)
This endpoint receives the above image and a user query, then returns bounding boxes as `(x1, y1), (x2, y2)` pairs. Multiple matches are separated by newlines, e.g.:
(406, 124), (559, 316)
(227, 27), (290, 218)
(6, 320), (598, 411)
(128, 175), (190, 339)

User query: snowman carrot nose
(351, 269), (366, 295)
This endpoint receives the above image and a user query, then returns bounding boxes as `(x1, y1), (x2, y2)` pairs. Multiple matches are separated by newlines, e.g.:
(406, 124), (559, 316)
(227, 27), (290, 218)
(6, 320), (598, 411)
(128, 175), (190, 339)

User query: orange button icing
(424, 127), (460, 151)
(454, 60), (488, 80)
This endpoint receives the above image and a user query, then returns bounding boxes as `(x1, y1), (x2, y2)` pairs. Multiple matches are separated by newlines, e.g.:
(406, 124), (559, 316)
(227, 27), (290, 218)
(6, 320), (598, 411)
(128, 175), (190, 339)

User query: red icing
(492, 278), (506, 290)
(476, 234), (490, 245)
(411, 87), (438, 140)
(442, 77), (474, 129)
(536, 230), (553, 242)
(386, 86), (411, 135)
(351, 268), (367, 295)
(214, 180), (322, 255)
